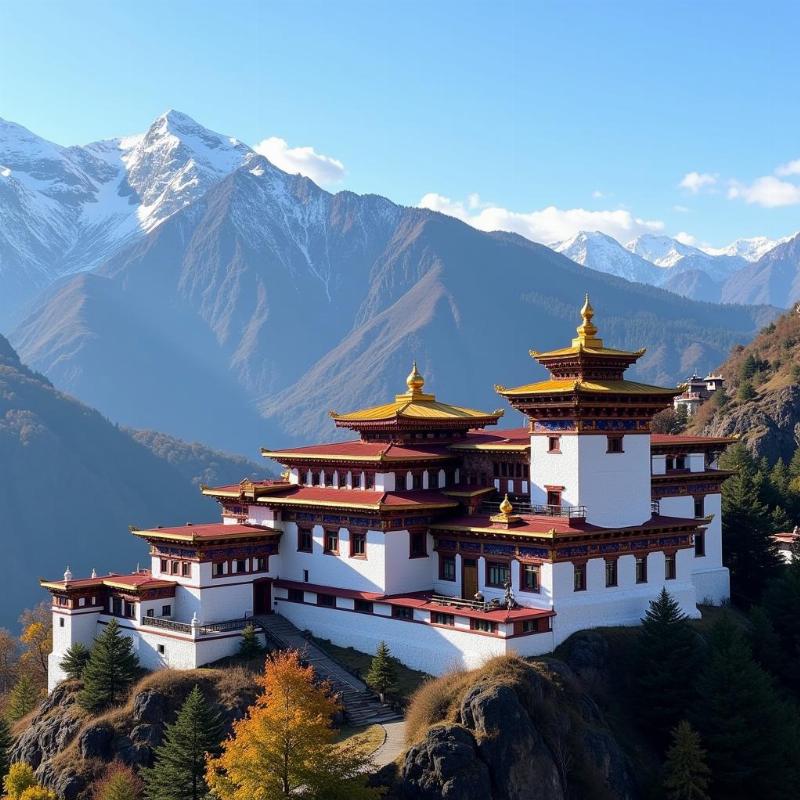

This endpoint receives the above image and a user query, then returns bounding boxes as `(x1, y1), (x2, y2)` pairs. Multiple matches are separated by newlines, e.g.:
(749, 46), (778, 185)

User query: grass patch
(334, 723), (385, 756)
(310, 637), (429, 703)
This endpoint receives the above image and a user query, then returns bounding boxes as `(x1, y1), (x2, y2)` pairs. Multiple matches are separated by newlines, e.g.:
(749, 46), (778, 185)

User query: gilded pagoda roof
(330, 362), (503, 427)
(497, 378), (681, 398)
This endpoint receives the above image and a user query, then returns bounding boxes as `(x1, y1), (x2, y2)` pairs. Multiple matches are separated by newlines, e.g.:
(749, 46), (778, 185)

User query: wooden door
(253, 578), (272, 615)
(462, 558), (478, 599)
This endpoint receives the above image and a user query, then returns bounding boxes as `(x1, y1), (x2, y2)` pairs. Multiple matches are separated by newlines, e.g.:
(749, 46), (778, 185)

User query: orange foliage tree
(205, 649), (379, 799)
(19, 604), (52, 688)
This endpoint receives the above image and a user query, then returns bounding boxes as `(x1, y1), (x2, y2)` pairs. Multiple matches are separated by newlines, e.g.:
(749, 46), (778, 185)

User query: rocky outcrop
(8, 670), (257, 800)
(395, 654), (636, 800)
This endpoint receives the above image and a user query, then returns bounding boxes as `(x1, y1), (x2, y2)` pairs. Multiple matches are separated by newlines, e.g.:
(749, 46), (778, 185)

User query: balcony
(481, 500), (587, 519)
(141, 614), (254, 637)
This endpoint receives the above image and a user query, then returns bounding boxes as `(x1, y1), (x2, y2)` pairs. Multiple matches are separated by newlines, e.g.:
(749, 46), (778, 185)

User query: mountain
(551, 231), (666, 285)
(0, 111), (252, 327)
(690, 305), (800, 462)
(720, 232), (800, 308)
(703, 235), (791, 262)
(0, 334), (266, 626)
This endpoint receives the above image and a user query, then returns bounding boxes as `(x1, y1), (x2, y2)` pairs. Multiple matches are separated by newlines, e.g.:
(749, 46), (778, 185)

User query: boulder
(132, 688), (168, 725)
(78, 723), (114, 760)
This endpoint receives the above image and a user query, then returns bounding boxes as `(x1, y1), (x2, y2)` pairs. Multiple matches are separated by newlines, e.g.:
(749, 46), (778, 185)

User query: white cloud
(728, 175), (800, 208)
(679, 171), (717, 193)
(673, 205), (690, 213)
(776, 159), (800, 177)
(674, 231), (698, 246)
(417, 193), (664, 245)
(253, 136), (345, 186)
(591, 189), (606, 199)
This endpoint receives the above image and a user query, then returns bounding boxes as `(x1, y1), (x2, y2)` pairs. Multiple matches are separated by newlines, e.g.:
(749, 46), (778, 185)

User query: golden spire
(406, 361), (425, 395)
(499, 493), (513, 516)
(572, 292), (603, 348)
(491, 492), (522, 526)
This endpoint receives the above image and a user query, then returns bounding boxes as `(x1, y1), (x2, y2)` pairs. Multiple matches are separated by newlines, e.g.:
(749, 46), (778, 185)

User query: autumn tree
(93, 761), (144, 800)
(662, 721), (710, 800)
(79, 619), (139, 711)
(366, 641), (397, 703)
(206, 649), (379, 800)
(0, 628), (19, 695)
(18, 604), (51, 689)
(142, 684), (224, 800)
(3, 762), (37, 798)
(7, 673), (40, 721)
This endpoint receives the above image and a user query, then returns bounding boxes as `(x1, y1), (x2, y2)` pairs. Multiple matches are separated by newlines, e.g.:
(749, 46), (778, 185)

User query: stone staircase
(254, 613), (402, 726)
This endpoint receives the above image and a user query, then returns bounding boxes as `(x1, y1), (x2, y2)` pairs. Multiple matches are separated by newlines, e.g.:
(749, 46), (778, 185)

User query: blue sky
(2, 0), (799, 247)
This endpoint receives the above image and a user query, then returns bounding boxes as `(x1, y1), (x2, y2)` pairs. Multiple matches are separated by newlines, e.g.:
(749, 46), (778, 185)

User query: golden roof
(497, 378), (681, 398)
(529, 294), (646, 360)
(330, 362), (504, 424)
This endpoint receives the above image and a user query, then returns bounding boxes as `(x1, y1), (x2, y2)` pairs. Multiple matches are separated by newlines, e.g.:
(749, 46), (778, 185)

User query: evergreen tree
(737, 380), (756, 401)
(79, 619), (139, 712)
(60, 642), (91, 681)
(762, 560), (800, 689)
(237, 624), (264, 661)
(0, 717), (12, 784)
(662, 720), (710, 800)
(635, 589), (704, 742)
(748, 605), (784, 678)
(694, 615), (800, 800)
(142, 684), (224, 800)
(365, 641), (397, 703)
(7, 673), (40, 721)
(720, 445), (783, 603)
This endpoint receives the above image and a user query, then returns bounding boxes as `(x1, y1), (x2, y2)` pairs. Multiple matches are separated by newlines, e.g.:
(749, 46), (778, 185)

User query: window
(548, 436), (561, 453)
(78, 597), (86, 607)
(546, 488), (562, 509)
(607, 435), (624, 454)
(412, 472), (423, 490)
(59, 617), (64, 628)
(470, 618), (497, 633)
(695, 532), (706, 557)
(171, 561), (179, 575)
(364, 472), (374, 490)
(125, 601), (135, 618)
(157, 644), (165, 655)
(311, 471), (320, 486)
(255, 557), (267, 572)
(317, 593), (336, 608)
(605, 559), (618, 587)
(298, 528), (313, 553)
(162, 604), (172, 617)
(635, 555), (648, 584)
(112, 597), (123, 616)
(486, 561), (510, 587)
(90, 596), (96, 606)
(146, 608), (155, 617)
(573, 563), (586, 592)
(350, 532), (366, 558)
(392, 605), (414, 620)
(160, 558), (168, 573)
(303, 569), (309, 583)
(676, 456), (686, 470)
(521, 563), (540, 593)
(431, 612), (455, 626)
(288, 588), (304, 603)
(213, 562), (225, 577)
(665, 553), (677, 580)
(693, 496), (704, 518)
(324, 530), (339, 554)
(410, 531), (427, 558)
(234, 559), (247, 574)
(439, 554), (456, 581)
(181, 562), (191, 577)
(354, 599), (373, 614)
(516, 619), (541, 634)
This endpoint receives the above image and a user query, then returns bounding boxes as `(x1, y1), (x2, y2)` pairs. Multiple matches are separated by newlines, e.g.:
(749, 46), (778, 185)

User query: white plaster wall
(247, 506), (276, 525)
(273, 601), (553, 675)
(651, 455), (666, 475)
(278, 522), (388, 593)
(432, 551), (460, 597)
(688, 453), (705, 472)
(375, 472), (396, 491)
(659, 495), (694, 519)
(191, 583), (255, 625)
(530, 435), (578, 507)
(48, 608), (102, 691)
(383, 531), (434, 594)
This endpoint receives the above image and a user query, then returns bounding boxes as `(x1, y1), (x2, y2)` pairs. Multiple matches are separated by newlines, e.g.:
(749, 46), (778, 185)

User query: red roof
(263, 440), (453, 461)
(41, 570), (177, 592)
(651, 434), (735, 447)
(257, 486), (459, 510)
(451, 428), (530, 449)
(134, 523), (280, 542)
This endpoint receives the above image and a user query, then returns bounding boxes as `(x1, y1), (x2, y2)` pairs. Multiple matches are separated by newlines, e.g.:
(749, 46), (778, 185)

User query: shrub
(3, 762), (37, 798)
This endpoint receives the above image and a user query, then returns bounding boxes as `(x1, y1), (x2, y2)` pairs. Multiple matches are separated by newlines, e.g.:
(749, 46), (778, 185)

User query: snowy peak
(702, 235), (793, 262)
(625, 233), (701, 268)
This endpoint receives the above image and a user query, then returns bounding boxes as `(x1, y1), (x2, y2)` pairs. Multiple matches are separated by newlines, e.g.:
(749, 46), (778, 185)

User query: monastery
(42, 298), (734, 689)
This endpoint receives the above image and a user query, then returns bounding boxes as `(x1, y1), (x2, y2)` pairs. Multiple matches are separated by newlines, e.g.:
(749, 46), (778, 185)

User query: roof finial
(64, 566), (73, 583)
(573, 293), (602, 347)
(499, 493), (513, 516)
(406, 361), (425, 395)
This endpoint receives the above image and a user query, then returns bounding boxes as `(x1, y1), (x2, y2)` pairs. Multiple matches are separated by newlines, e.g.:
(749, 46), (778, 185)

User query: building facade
(42, 298), (733, 689)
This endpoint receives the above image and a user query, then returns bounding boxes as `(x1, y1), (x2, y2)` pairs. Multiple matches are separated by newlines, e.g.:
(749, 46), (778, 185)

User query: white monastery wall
(383, 531), (434, 594)
(529, 435), (578, 507)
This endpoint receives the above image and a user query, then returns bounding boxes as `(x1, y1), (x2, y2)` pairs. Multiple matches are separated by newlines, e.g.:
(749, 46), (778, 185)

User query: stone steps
(253, 613), (402, 725)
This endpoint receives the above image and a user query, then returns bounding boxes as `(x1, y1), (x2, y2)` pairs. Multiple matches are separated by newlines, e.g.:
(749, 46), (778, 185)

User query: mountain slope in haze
(690, 305), (800, 463)
(0, 111), (252, 326)
(0, 335), (266, 626)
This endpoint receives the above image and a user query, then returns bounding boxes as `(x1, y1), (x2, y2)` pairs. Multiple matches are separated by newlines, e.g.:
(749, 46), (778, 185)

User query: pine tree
(761, 560), (800, 689)
(365, 641), (397, 703)
(720, 445), (783, 603)
(635, 589), (704, 742)
(7, 673), (40, 721)
(93, 761), (144, 800)
(142, 684), (224, 800)
(0, 717), (12, 784)
(79, 619), (139, 712)
(748, 605), (784, 678)
(60, 642), (91, 681)
(693, 615), (800, 799)
(237, 624), (264, 661)
(662, 720), (710, 800)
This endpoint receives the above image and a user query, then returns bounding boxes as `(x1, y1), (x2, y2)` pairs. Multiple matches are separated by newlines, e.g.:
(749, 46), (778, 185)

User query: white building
(42, 297), (733, 689)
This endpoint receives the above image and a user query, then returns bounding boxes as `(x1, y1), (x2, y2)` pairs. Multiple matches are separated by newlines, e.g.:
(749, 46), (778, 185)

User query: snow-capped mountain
(0, 110), (254, 325)
(625, 234), (745, 283)
(552, 231), (667, 285)
(702, 235), (792, 262)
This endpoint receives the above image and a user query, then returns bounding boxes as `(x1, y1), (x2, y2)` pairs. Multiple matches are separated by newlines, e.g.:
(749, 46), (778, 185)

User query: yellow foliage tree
(3, 762), (37, 798)
(19, 787), (56, 800)
(205, 649), (379, 800)
(18, 604), (52, 689)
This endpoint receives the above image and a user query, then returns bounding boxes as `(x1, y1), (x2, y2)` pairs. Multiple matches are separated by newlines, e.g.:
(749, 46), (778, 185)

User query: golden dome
(406, 361), (425, 395)
(499, 493), (513, 516)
